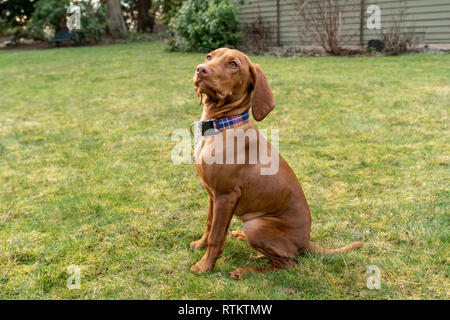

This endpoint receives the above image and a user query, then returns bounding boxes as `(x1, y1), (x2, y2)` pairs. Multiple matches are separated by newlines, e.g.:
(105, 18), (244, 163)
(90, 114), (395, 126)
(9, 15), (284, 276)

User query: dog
(190, 48), (363, 279)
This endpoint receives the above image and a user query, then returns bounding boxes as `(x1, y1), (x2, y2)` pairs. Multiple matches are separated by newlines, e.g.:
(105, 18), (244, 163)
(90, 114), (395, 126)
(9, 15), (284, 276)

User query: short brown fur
(191, 48), (363, 279)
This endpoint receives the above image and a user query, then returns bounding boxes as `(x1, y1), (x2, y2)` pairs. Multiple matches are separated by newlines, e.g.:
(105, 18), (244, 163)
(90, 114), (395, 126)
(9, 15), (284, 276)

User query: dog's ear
(249, 63), (275, 121)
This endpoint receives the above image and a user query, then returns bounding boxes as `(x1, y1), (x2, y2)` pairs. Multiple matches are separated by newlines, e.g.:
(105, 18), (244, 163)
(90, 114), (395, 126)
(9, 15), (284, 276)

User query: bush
(29, 0), (70, 40)
(0, 0), (36, 27)
(168, 0), (241, 52)
(0, 25), (44, 44)
(30, 0), (107, 42)
(241, 15), (273, 54)
(293, 0), (360, 56)
(380, 4), (420, 56)
(155, 0), (184, 26)
(381, 22), (417, 56)
(80, 3), (108, 42)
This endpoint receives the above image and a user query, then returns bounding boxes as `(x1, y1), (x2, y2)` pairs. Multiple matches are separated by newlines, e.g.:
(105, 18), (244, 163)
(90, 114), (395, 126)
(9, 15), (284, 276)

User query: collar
(190, 110), (250, 137)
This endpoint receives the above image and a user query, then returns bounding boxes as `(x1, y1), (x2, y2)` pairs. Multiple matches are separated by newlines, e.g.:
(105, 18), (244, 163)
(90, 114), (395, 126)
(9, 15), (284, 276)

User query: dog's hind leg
(230, 253), (296, 279)
(230, 218), (297, 279)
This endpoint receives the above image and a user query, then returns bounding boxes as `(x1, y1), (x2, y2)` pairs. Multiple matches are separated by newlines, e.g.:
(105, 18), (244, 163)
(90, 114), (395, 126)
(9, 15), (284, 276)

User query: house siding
(239, 0), (450, 46)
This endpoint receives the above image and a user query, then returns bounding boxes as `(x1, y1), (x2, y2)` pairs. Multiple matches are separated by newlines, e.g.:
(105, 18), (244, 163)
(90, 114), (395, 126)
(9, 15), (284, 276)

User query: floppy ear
(249, 63), (275, 121)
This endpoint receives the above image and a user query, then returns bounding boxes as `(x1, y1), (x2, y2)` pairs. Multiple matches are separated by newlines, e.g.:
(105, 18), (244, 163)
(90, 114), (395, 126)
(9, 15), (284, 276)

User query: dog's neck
(201, 93), (252, 121)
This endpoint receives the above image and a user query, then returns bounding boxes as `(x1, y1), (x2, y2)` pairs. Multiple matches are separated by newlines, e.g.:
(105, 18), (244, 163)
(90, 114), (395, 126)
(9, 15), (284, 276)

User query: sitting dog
(190, 48), (363, 279)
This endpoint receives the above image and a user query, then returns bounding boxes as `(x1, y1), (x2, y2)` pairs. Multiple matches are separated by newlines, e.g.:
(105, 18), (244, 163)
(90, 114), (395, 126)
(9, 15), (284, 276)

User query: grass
(0, 42), (448, 299)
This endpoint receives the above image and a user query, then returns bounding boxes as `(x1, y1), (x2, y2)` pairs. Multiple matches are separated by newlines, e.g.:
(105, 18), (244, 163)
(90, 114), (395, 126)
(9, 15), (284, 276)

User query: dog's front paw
(190, 239), (207, 250)
(190, 260), (213, 274)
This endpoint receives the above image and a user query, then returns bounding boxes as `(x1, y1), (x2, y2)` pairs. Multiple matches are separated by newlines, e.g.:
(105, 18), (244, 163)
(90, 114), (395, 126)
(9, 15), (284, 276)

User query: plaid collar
(191, 110), (250, 137)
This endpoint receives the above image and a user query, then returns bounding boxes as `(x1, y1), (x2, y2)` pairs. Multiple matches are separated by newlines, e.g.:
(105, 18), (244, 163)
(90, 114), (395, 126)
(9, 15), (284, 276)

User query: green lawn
(0, 42), (448, 299)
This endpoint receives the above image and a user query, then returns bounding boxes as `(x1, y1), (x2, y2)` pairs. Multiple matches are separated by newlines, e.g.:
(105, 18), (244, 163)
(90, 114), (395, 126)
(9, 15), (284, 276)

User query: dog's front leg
(190, 197), (213, 250)
(190, 190), (240, 274)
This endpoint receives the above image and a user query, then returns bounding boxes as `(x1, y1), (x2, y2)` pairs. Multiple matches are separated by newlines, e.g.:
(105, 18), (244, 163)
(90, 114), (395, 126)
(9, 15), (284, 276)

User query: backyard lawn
(0, 42), (448, 299)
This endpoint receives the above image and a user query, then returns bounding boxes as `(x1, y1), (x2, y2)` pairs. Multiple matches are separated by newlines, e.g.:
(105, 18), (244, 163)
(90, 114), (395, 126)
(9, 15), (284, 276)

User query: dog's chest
(194, 129), (251, 189)
(194, 136), (223, 187)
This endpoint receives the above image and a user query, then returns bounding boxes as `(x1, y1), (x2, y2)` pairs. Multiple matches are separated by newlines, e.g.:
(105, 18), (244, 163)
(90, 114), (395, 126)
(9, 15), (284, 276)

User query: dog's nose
(196, 64), (210, 76)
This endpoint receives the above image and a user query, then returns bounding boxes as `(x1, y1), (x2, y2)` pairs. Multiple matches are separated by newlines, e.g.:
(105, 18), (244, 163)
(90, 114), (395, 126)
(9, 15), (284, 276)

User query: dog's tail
(306, 241), (363, 254)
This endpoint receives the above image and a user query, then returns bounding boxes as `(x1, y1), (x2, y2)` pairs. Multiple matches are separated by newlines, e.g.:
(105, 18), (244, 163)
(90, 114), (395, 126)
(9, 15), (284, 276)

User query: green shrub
(0, 0), (37, 27)
(30, 0), (107, 42)
(80, 3), (108, 42)
(156, 0), (184, 26)
(0, 25), (45, 44)
(168, 0), (241, 52)
(29, 0), (70, 40)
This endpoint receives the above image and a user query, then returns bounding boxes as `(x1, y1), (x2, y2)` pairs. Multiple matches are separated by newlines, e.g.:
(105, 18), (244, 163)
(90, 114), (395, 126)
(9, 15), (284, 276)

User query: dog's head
(193, 48), (275, 121)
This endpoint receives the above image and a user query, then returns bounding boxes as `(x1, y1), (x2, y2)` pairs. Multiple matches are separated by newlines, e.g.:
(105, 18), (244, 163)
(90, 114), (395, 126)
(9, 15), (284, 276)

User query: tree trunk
(137, 0), (154, 32)
(106, 0), (127, 37)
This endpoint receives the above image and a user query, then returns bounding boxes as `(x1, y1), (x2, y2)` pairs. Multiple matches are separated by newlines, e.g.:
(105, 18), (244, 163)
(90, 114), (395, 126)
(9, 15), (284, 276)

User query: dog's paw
(189, 239), (207, 250)
(229, 230), (247, 241)
(190, 261), (212, 274)
(230, 267), (250, 280)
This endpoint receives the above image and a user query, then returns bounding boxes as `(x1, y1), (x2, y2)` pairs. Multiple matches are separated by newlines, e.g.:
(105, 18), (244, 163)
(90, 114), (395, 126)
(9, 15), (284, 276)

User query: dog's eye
(228, 61), (238, 67)
(206, 55), (212, 61)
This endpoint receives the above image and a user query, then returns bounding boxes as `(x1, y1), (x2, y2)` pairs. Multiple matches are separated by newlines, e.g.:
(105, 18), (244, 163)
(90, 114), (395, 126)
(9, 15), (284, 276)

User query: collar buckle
(190, 109), (250, 138)
(190, 119), (220, 137)
(200, 119), (219, 136)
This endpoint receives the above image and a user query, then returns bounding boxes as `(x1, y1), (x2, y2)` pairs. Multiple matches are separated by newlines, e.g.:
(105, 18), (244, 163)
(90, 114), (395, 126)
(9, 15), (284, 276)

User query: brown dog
(190, 48), (362, 279)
